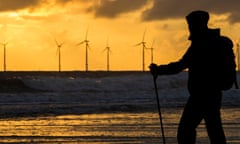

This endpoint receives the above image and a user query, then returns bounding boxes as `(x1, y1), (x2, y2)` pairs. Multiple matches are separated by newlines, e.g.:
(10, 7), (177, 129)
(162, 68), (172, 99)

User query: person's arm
(150, 46), (191, 77)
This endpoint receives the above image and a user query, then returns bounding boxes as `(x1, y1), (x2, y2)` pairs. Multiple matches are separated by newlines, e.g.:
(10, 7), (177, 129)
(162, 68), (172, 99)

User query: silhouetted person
(150, 10), (232, 144)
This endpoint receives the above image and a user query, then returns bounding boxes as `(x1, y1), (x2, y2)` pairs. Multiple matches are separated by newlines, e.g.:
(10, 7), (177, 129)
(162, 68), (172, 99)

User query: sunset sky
(0, 0), (240, 71)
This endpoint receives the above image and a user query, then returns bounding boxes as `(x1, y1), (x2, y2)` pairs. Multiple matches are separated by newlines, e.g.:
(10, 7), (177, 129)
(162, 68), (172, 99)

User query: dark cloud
(0, 0), (42, 11)
(56, 0), (75, 5)
(88, 0), (148, 18)
(0, 0), (72, 12)
(87, 0), (240, 23)
(142, 0), (240, 23)
(1, 0), (239, 23)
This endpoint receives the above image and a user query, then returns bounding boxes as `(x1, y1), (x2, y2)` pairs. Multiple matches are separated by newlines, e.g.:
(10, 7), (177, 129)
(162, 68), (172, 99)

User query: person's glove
(149, 63), (158, 79)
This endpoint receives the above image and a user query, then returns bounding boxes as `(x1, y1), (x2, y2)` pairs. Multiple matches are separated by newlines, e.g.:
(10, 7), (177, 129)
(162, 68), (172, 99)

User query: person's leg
(177, 96), (203, 144)
(204, 92), (226, 144)
(205, 112), (226, 144)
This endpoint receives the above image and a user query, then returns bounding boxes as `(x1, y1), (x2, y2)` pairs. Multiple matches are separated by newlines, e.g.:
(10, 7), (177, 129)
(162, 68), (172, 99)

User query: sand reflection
(0, 109), (239, 143)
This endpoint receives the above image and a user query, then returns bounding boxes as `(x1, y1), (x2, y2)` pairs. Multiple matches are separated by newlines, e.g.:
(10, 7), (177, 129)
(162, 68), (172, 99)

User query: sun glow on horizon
(0, 1), (239, 71)
(8, 12), (20, 18)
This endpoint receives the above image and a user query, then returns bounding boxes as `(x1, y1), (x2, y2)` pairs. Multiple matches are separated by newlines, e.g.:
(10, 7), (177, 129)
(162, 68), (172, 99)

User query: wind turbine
(55, 39), (64, 72)
(135, 29), (147, 71)
(146, 39), (155, 64)
(236, 42), (240, 71)
(0, 42), (8, 72)
(77, 28), (90, 72)
(103, 38), (111, 71)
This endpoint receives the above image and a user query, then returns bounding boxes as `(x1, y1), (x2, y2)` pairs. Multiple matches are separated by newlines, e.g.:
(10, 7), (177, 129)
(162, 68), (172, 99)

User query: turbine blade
(106, 37), (109, 47)
(151, 39), (155, 48)
(0, 41), (8, 46)
(134, 42), (142, 47)
(76, 40), (86, 46)
(55, 39), (59, 46)
(85, 27), (89, 40)
(102, 47), (107, 53)
(142, 28), (147, 42)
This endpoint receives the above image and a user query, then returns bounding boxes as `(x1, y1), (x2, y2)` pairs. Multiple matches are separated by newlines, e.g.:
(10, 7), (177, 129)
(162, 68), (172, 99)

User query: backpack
(218, 36), (238, 90)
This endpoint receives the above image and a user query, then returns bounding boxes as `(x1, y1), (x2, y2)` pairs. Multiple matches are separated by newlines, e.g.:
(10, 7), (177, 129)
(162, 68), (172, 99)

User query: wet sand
(0, 108), (239, 144)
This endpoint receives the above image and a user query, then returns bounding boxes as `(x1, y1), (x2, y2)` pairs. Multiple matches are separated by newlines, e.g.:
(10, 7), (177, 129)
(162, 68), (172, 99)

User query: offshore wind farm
(76, 28), (91, 72)
(0, 28), (160, 72)
(134, 29), (148, 72)
(0, 42), (8, 72)
(1, 33), (239, 72)
(102, 37), (112, 72)
(54, 39), (64, 72)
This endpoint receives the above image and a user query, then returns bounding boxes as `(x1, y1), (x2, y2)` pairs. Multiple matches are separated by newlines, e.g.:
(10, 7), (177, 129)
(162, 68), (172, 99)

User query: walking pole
(153, 76), (166, 144)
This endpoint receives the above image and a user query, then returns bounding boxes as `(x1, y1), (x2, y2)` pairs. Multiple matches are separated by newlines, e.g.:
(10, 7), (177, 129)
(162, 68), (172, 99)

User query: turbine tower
(135, 29), (147, 71)
(237, 42), (240, 71)
(103, 38), (111, 71)
(55, 39), (64, 72)
(147, 39), (155, 64)
(77, 28), (90, 72)
(0, 42), (8, 72)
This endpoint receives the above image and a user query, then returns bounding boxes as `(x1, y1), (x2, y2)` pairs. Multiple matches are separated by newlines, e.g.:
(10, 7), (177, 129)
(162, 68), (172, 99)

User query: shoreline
(0, 71), (151, 79)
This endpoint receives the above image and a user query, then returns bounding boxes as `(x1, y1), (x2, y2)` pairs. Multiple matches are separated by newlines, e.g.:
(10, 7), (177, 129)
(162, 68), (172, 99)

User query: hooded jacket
(157, 28), (231, 94)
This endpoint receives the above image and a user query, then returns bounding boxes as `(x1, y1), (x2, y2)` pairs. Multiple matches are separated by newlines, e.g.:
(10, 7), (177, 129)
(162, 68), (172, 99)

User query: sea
(0, 71), (239, 144)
